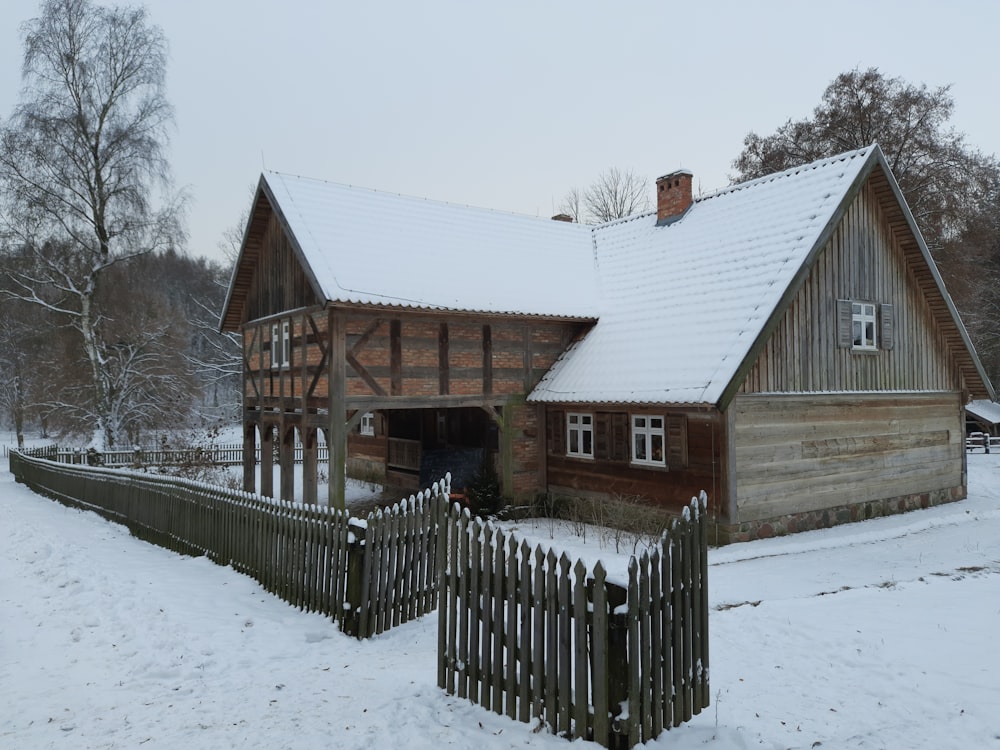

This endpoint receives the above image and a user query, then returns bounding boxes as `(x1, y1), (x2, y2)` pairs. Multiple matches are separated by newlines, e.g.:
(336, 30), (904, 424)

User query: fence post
(604, 580), (631, 750)
(342, 516), (367, 638)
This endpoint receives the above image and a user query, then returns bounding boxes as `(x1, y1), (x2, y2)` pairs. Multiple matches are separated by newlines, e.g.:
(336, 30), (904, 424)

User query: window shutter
(594, 413), (610, 460)
(836, 299), (853, 348)
(880, 303), (895, 350)
(595, 412), (628, 460)
(666, 414), (688, 469)
(611, 413), (629, 461)
(547, 409), (565, 455)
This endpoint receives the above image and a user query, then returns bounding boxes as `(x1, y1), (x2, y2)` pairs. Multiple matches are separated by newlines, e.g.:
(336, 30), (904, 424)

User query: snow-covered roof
(230, 144), (990, 406)
(966, 399), (1000, 425)
(262, 172), (597, 318)
(529, 147), (874, 405)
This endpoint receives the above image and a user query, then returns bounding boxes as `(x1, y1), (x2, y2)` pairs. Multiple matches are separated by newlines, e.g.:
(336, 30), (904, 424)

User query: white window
(852, 302), (877, 350)
(271, 320), (290, 369)
(566, 413), (593, 458)
(360, 412), (375, 437)
(281, 320), (291, 366)
(631, 414), (665, 467)
(271, 323), (281, 368)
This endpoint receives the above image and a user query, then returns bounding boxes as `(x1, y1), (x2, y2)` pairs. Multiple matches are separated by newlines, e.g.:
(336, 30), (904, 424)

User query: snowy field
(2, 450), (999, 749)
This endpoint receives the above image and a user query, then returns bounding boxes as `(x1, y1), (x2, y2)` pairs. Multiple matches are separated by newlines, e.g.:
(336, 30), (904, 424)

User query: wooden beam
(280, 423), (295, 502)
(439, 322), (449, 395)
(349, 394), (509, 410)
(242, 423), (256, 494)
(346, 351), (388, 396)
(303, 426), (318, 505)
(328, 308), (347, 510)
(482, 324), (493, 395)
(260, 424), (274, 499)
(390, 319), (402, 395)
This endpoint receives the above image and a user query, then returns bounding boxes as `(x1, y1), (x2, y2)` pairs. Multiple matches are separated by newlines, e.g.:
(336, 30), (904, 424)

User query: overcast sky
(2, 0), (999, 264)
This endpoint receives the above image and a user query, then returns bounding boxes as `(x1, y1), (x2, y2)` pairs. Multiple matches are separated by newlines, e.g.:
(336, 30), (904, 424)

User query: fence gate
(437, 493), (710, 748)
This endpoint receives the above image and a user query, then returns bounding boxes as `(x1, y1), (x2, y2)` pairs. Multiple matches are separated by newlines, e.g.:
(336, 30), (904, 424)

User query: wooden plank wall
(243, 214), (321, 323)
(732, 392), (963, 522)
(740, 181), (965, 395)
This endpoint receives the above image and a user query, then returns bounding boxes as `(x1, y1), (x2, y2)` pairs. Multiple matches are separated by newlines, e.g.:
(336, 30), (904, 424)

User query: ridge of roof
(259, 170), (598, 318)
(697, 145), (873, 205)
(263, 170), (585, 227)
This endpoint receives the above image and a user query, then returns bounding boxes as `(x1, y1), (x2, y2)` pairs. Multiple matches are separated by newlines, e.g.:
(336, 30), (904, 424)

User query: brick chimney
(656, 169), (693, 225)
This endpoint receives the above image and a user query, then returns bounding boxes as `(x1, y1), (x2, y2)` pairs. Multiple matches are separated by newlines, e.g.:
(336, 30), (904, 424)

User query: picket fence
(437, 494), (710, 748)
(9, 450), (445, 639)
(19, 442), (328, 467)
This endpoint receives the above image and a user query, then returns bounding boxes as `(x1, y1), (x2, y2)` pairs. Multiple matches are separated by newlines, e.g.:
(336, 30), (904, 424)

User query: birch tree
(0, 0), (183, 448)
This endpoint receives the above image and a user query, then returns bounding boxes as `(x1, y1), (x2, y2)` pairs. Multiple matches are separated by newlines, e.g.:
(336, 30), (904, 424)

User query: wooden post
(328, 308), (347, 510)
(302, 427), (318, 505)
(343, 516), (367, 637)
(242, 423), (256, 494)
(605, 580), (630, 750)
(260, 424), (274, 498)
(280, 424), (295, 502)
(591, 563), (610, 748)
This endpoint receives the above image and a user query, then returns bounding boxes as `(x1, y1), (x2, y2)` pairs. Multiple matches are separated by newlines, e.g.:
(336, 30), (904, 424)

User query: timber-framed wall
(240, 299), (587, 505)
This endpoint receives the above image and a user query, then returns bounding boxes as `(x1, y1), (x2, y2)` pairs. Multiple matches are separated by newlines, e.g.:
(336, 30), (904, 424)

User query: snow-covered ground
(2, 450), (999, 749)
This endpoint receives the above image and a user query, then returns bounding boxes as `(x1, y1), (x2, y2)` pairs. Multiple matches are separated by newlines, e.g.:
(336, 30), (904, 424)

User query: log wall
(731, 391), (964, 525)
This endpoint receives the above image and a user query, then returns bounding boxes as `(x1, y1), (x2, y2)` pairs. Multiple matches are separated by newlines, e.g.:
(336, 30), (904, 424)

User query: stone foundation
(712, 485), (966, 545)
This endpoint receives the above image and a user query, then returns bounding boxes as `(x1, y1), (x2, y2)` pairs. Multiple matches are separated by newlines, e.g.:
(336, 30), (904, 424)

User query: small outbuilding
(966, 400), (1000, 437)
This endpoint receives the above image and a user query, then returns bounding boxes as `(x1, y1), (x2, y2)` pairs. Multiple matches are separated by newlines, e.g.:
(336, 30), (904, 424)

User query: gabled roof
(967, 400), (1000, 425)
(529, 145), (994, 406)
(221, 146), (993, 406)
(233, 172), (598, 320)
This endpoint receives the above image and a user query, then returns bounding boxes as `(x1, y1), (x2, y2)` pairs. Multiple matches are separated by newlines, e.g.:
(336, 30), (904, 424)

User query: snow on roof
(966, 399), (1000, 425)
(529, 147), (874, 406)
(263, 172), (597, 318)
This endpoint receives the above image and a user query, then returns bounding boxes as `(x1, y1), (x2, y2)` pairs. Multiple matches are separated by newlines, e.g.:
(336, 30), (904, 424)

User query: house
(220, 144), (994, 542)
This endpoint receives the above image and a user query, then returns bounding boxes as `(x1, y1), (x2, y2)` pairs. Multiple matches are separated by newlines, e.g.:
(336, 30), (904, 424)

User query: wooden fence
(13, 442), (329, 467)
(437, 494), (710, 749)
(966, 433), (1000, 453)
(9, 449), (445, 639)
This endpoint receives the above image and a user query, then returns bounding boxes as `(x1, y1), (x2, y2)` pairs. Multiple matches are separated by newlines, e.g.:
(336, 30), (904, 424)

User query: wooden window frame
(852, 302), (878, 351)
(270, 323), (281, 369)
(631, 413), (666, 468)
(271, 320), (291, 370)
(281, 320), (291, 367)
(360, 412), (376, 437)
(838, 299), (894, 352)
(566, 412), (594, 459)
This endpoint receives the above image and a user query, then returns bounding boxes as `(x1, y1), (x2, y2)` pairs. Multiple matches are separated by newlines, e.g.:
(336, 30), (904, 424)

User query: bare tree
(584, 167), (650, 223)
(560, 168), (650, 224)
(0, 0), (184, 448)
(557, 186), (584, 223)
